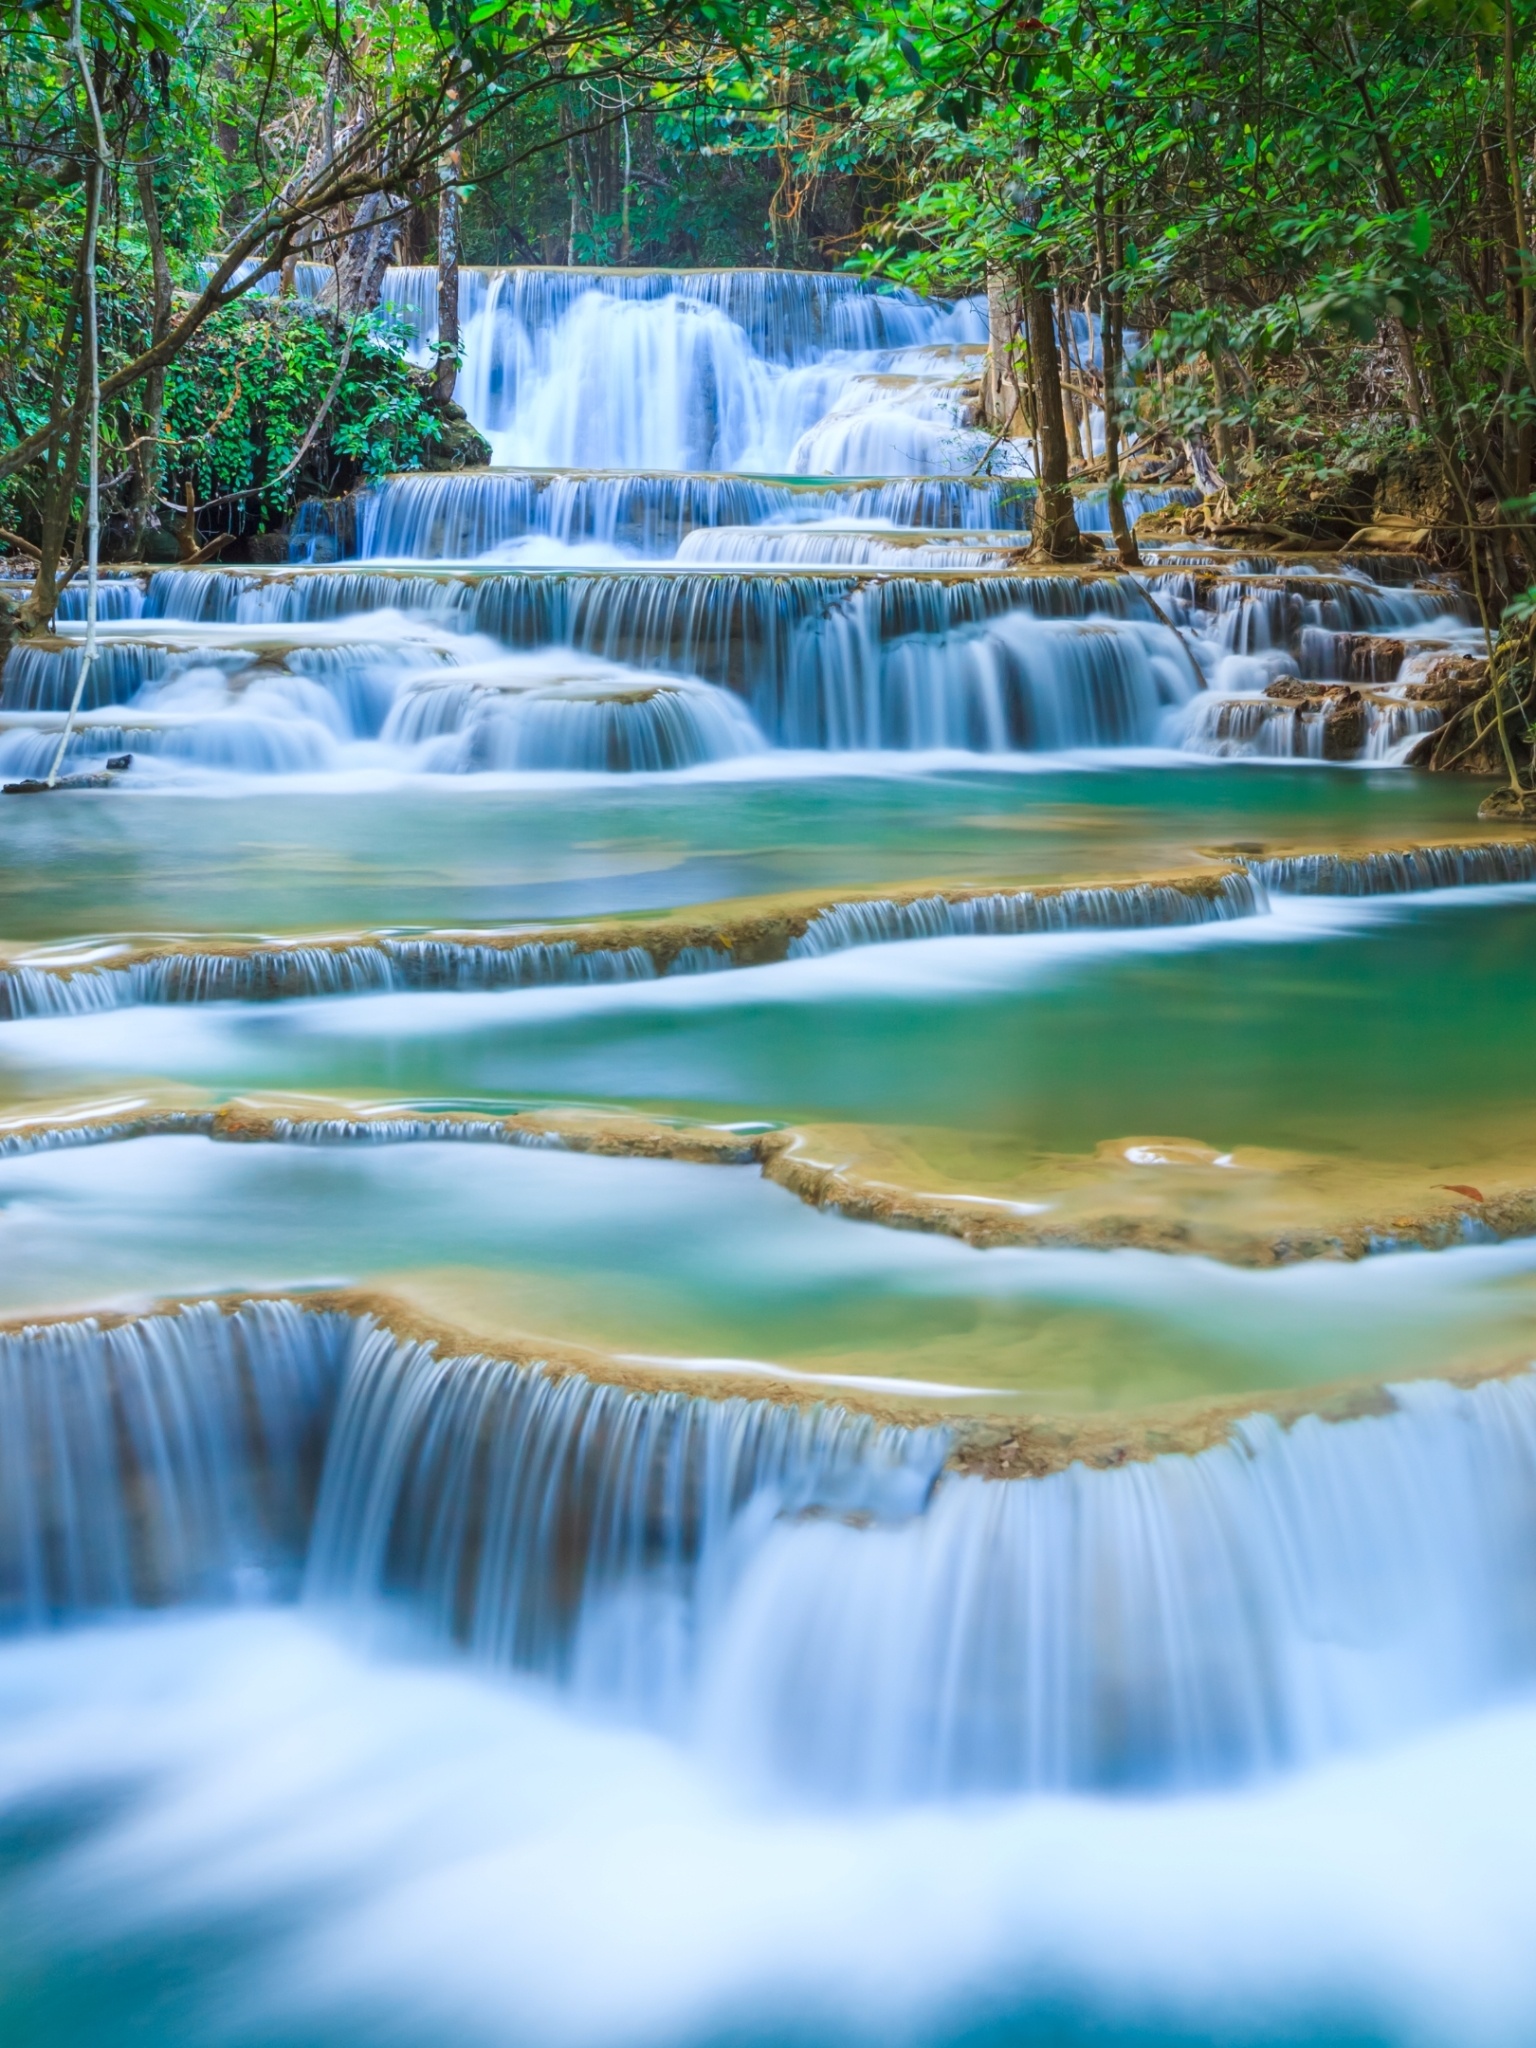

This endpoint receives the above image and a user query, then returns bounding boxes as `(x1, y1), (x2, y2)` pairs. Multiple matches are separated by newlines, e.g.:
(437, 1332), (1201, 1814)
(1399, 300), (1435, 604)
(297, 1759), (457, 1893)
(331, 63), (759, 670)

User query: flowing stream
(0, 265), (1533, 2047)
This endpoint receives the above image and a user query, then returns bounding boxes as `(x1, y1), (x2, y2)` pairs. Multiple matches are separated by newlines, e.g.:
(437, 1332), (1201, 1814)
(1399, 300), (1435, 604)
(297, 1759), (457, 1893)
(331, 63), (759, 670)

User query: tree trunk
(335, 189), (408, 315)
(1024, 266), (1081, 560)
(985, 272), (1027, 433)
(132, 156), (174, 557)
(1183, 430), (1227, 497)
(435, 153), (461, 405)
(1092, 174), (1139, 568)
(1103, 301), (1139, 568)
(19, 154), (101, 632)
(1208, 349), (1236, 479)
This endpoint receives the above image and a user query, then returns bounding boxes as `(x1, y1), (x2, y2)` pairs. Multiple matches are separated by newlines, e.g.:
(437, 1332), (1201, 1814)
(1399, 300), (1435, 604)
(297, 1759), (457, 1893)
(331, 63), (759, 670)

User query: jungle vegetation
(2, 0), (1534, 631)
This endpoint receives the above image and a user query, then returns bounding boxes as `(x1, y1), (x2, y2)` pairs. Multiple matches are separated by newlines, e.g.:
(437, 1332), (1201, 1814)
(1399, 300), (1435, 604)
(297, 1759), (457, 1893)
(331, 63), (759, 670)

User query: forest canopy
(2, 0), (1534, 613)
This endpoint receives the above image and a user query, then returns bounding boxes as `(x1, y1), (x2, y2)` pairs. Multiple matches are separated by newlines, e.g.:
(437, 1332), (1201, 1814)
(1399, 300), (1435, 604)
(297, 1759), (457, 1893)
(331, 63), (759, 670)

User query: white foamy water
(381, 266), (992, 476)
(3, 1609), (1536, 2045)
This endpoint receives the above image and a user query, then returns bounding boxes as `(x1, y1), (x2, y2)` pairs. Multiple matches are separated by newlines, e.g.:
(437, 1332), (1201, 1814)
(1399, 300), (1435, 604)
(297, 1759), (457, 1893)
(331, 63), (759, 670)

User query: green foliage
(162, 306), (441, 520)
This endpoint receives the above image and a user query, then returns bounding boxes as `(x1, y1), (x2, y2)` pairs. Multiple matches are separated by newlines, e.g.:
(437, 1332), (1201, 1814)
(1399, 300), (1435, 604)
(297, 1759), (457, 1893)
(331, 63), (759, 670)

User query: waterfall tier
(307, 1322), (946, 1717)
(378, 265), (990, 475)
(298, 470), (1201, 564)
(0, 1300), (343, 1623)
(4, 572), (1199, 759)
(1250, 842), (1536, 894)
(8, 1301), (1536, 1802)
(0, 871), (1261, 1016)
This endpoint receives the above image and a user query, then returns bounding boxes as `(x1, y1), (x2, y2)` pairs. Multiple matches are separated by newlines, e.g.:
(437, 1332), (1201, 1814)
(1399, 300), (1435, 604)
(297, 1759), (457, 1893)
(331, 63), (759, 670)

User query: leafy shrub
(162, 300), (440, 527)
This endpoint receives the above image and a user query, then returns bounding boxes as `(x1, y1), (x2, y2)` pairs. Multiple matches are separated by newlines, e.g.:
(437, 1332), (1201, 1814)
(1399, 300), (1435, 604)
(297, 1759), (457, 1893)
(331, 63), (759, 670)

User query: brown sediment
(0, 865), (1248, 985)
(1194, 831), (1536, 865)
(1, 1284), (1530, 1477)
(753, 1123), (1536, 1265)
(947, 1353), (1536, 1476)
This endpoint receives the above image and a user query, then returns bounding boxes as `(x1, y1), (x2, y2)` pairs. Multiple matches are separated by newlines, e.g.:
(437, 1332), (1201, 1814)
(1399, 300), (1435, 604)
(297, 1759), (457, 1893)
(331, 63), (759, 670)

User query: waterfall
(1, 640), (167, 711)
(700, 1372), (1536, 1799)
(382, 667), (767, 771)
(672, 527), (1014, 568)
(462, 568), (1191, 747)
(0, 937), (661, 1017)
(9, 1299), (1536, 1805)
(141, 566), (474, 625)
(54, 578), (144, 621)
(0, 873), (1262, 1016)
(1250, 843), (1536, 894)
(0, 255), (1471, 774)
(305, 1324), (949, 1721)
(785, 873), (1264, 955)
(375, 265), (989, 475)
(337, 471), (1045, 562)
(382, 264), (985, 366)
(0, 1300), (344, 1624)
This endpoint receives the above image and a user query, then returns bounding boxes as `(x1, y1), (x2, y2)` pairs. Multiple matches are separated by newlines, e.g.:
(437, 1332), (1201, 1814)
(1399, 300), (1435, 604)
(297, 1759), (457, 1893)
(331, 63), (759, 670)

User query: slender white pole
(48, 0), (108, 788)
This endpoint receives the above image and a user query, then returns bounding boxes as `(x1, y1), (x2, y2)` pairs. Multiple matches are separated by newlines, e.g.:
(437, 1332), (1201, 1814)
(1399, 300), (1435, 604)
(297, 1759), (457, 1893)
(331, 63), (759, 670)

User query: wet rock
(1477, 786), (1536, 819)
(1337, 634), (1406, 684)
(243, 529), (292, 565)
(405, 371), (492, 470)
(1321, 688), (1367, 759)
(1403, 653), (1488, 706)
(1342, 517), (1431, 553)
(420, 402), (492, 471)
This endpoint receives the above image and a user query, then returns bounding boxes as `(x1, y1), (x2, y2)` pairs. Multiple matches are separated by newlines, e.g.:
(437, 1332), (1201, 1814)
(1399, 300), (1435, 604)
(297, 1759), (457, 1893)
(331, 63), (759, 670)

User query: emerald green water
(2, 1134), (1534, 1409)
(0, 764), (1502, 940)
(7, 889), (1531, 1182)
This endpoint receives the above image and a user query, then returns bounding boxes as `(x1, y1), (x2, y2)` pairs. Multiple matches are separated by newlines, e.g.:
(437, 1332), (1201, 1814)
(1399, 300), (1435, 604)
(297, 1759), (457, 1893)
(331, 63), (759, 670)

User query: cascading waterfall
(0, 1300), (344, 1623)
(0, 265), (1477, 771)
(462, 568), (1195, 747)
(0, 872), (1270, 1016)
(1, 571), (1203, 762)
(785, 873), (1263, 955)
(379, 265), (990, 475)
(0, 936), (663, 1017)
(1250, 843), (1536, 894)
(1152, 563), (1479, 758)
(383, 664), (768, 771)
(332, 472), (1047, 562)
(700, 1372), (1536, 1799)
(306, 1324), (948, 1720)
(54, 578), (144, 620)
(12, 1302), (1536, 1806)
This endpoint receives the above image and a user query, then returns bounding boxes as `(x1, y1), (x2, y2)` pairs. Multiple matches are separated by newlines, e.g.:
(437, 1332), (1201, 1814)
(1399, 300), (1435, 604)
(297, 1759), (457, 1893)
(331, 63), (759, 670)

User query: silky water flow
(0, 263), (1531, 2048)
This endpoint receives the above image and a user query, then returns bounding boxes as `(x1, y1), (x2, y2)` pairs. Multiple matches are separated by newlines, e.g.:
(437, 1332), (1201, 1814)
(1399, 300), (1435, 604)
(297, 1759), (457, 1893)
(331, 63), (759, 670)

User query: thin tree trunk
(1208, 348), (1236, 478)
(619, 97), (632, 262)
(1093, 173), (1139, 568)
(985, 272), (1026, 433)
(1026, 266), (1080, 559)
(132, 155), (174, 557)
(335, 189), (407, 314)
(435, 151), (461, 405)
(1104, 301), (1139, 567)
(21, 149), (101, 631)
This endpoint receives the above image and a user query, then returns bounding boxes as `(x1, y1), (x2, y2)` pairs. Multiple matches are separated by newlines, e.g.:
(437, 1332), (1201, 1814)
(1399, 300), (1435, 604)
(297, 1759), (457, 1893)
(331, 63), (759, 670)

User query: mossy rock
(420, 404), (492, 471)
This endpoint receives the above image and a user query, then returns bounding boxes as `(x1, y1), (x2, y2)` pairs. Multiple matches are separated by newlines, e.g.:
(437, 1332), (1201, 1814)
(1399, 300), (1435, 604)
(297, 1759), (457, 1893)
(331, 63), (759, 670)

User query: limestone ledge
(0, 1286), (1528, 1480)
(2, 1093), (1535, 1269)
